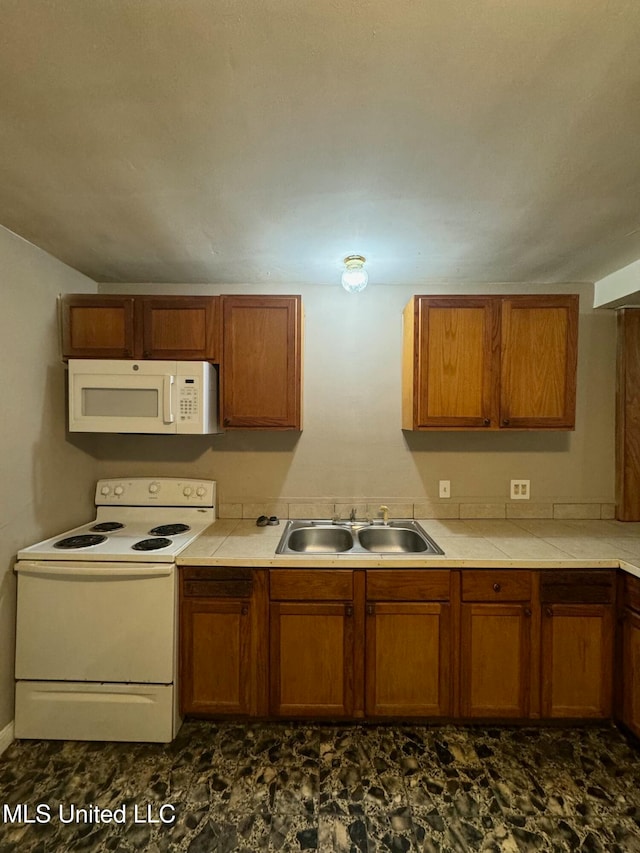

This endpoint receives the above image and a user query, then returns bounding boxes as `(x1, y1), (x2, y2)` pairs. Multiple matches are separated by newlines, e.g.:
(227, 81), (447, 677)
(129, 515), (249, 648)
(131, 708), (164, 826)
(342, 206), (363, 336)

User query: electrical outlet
(439, 480), (451, 499)
(510, 479), (530, 500)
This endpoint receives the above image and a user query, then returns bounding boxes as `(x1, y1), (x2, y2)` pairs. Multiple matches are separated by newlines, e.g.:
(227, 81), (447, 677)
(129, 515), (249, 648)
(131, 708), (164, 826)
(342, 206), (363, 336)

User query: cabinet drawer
(366, 570), (450, 601)
(182, 566), (252, 582)
(540, 571), (614, 604)
(183, 579), (252, 598)
(181, 567), (253, 598)
(625, 574), (640, 613)
(270, 570), (353, 601)
(462, 571), (531, 601)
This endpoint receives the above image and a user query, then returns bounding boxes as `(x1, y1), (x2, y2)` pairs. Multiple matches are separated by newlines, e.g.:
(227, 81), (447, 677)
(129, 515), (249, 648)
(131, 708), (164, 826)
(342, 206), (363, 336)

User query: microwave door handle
(163, 375), (175, 424)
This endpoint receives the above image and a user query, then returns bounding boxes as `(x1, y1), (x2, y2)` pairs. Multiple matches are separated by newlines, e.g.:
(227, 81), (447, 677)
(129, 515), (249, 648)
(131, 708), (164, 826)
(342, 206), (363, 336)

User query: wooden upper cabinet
(403, 296), (498, 429)
(221, 295), (302, 430)
(61, 294), (219, 360)
(139, 296), (219, 360)
(61, 294), (136, 358)
(500, 295), (578, 429)
(402, 294), (578, 431)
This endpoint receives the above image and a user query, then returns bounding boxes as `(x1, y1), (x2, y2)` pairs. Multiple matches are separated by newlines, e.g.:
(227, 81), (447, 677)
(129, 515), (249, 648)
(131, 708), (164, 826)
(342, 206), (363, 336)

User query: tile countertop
(177, 517), (640, 578)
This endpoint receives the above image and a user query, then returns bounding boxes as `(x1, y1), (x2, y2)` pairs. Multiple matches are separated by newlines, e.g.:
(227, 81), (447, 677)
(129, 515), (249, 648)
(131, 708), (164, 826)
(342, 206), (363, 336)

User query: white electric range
(14, 477), (216, 743)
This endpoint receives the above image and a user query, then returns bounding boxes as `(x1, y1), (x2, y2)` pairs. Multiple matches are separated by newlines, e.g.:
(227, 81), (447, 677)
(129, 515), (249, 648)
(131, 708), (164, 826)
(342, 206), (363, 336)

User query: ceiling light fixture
(341, 255), (368, 293)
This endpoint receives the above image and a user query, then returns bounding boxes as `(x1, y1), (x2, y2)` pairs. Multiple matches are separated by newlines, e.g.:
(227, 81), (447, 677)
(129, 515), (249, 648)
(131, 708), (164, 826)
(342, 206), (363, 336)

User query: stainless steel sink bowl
(284, 525), (353, 553)
(275, 519), (443, 555)
(357, 525), (432, 553)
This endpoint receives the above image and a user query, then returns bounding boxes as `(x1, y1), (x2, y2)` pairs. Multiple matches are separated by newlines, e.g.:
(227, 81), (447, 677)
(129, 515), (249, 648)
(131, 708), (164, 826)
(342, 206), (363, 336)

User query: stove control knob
(196, 486), (206, 497)
(100, 485), (111, 496)
(149, 482), (160, 494)
(183, 486), (193, 497)
(114, 485), (124, 496)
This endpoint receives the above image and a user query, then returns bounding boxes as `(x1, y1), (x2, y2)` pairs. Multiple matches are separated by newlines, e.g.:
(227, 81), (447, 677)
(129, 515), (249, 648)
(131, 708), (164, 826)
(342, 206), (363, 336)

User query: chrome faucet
(349, 506), (357, 522)
(379, 504), (389, 525)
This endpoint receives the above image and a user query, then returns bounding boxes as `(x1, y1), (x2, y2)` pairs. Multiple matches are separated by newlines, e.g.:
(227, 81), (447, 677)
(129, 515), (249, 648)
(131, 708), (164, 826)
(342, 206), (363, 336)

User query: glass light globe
(341, 256), (368, 293)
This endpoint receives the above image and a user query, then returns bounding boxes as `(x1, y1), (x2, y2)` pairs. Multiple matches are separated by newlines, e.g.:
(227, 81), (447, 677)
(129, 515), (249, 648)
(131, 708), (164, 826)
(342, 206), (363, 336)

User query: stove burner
(54, 534), (107, 549)
(148, 523), (190, 536)
(132, 537), (173, 551)
(90, 522), (125, 532)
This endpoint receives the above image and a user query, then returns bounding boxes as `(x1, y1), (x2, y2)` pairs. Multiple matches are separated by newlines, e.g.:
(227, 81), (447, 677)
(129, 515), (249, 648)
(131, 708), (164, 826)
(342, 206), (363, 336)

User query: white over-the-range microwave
(68, 359), (221, 434)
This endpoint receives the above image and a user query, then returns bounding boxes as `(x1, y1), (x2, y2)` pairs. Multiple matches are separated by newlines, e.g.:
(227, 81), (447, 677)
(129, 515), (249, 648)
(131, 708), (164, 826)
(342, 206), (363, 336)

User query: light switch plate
(510, 479), (530, 500)
(439, 480), (451, 499)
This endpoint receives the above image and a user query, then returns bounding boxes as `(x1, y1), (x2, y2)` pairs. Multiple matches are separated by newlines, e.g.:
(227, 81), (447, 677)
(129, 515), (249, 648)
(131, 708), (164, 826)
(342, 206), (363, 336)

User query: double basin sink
(275, 519), (444, 555)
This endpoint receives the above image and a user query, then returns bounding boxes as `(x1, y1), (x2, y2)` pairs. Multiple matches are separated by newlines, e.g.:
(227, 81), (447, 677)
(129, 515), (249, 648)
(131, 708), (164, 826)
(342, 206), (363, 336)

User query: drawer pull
(345, 605), (353, 617)
(493, 583), (501, 593)
(524, 608), (532, 618)
(366, 603), (375, 616)
(241, 605), (249, 616)
(545, 606), (553, 618)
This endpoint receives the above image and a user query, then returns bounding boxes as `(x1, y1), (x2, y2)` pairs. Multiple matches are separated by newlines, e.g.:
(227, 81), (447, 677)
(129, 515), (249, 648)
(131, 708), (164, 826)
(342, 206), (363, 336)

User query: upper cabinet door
(403, 296), (499, 429)
(500, 295), (578, 430)
(139, 296), (219, 360)
(61, 295), (136, 358)
(221, 295), (302, 430)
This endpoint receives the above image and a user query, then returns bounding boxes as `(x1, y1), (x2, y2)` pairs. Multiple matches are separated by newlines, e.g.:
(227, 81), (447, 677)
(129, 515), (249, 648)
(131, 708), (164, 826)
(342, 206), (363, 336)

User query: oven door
(15, 561), (176, 683)
(68, 359), (178, 434)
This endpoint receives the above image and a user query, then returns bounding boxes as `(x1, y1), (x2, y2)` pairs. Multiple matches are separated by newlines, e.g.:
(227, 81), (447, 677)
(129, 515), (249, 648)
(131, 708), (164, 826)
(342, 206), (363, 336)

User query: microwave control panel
(178, 376), (200, 423)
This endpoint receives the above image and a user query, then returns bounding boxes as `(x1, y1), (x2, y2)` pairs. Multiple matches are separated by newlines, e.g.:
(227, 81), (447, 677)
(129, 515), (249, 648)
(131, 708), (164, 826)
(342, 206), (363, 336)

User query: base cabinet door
(541, 604), (614, 718)
(460, 603), (532, 718)
(181, 598), (251, 716)
(270, 602), (354, 717)
(621, 608), (640, 737)
(365, 602), (451, 717)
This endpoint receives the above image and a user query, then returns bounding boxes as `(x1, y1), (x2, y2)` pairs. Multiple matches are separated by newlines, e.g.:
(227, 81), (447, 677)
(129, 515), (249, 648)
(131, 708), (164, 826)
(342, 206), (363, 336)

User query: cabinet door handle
(524, 608), (532, 618)
(345, 605), (353, 617)
(502, 418), (510, 427)
(483, 418), (490, 426)
(493, 583), (501, 593)
(545, 606), (553, 618)
(366, 603), (375, 616)
(241, 605), (249, 616)
(143, 350), (151, 358)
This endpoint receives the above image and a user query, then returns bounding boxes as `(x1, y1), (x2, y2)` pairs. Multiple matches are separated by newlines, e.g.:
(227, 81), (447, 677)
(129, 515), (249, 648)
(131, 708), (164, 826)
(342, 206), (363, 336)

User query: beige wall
(95, 282), (616, 508)
(0, 227), (98, 734)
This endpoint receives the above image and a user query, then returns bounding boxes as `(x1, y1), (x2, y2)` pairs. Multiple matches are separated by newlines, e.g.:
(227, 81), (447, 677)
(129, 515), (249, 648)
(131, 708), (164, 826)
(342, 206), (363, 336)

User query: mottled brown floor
(1, 722), (640, 852)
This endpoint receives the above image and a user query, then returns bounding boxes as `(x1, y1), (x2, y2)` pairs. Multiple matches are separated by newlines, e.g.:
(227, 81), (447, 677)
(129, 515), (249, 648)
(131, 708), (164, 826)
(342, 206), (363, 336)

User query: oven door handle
(14, 562), (173, 579)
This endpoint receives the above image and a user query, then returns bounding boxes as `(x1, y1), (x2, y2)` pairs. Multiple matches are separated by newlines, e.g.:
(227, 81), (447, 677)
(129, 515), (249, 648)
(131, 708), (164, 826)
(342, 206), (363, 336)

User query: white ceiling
(2, 0), (640, 286)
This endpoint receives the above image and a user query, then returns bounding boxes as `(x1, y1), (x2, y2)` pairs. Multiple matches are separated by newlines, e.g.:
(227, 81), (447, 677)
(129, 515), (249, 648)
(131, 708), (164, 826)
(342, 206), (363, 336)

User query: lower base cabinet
(179, 568), (268, 717)
(459, 570), (533, 718)
(619, 575), (640, 737)
(365, 570), (452, 717)
(269, 570), (355, 717)
(179, 565), (620, 725)
(540, 571), (615, 720)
